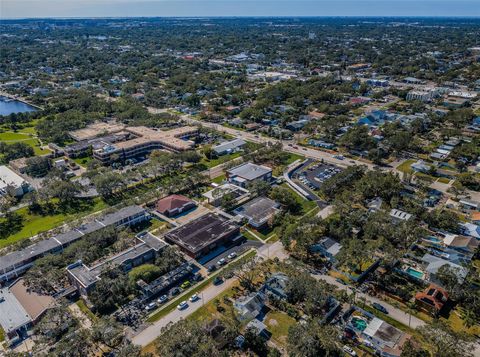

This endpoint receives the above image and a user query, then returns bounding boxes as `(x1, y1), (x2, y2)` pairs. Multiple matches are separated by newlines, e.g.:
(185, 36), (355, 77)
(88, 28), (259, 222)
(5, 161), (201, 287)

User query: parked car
(157, 295), (168, 304)
(180, 281), (191, 289)
(189, 294), (200, 302)
(171, 287), (180, 296)
(343, 345), (357, 356)
(145, 302), (157, 311)
(227, 252), (237, 260)
(217, 258), (227, 266)
(177, 301), (188, 310)
(193, 273), (204, 282)
(207, 265), (217, 273)
(213, 276), (224, 285)
(372, 302), (388, 314)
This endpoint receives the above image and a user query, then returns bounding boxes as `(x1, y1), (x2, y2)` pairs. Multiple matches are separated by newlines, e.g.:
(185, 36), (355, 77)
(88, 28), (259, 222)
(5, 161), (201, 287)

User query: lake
(0, 96), (38, 116)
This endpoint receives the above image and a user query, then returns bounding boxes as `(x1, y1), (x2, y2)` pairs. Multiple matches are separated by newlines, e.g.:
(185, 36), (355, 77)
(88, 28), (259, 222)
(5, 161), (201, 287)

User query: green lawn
(212, 174), (226, 184)
(72, 156), (94, 167)
(0, 131), (50, 156)
(0, 132), (31, 141)
(200, 152), (242, 168)
(396, 159), (415, 174)
(280, 183), (317, 214)
(0, 326), (4, 342)
(265, 310), (296, 346)
(76, 299), (98, 322)
(0, 198), (108, 249)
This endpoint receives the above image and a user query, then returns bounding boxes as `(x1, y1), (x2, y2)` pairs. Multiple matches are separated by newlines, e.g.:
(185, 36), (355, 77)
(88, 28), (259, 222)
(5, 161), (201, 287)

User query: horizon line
(3, 15), (480, 20)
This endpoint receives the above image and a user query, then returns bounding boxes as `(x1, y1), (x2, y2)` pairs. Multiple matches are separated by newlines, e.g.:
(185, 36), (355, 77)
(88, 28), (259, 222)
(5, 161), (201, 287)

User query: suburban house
(226, 162), (273, 188)
(345, 306), (411, 357)
(414, 284), (449, 316)
(421, 253), (468, 285)
(460, 222), (480, 239)
(389, 209), (413, 222)
(459, 199), (480, 211)
(233, 196), (280, 229)
(245, 319), (270, 339)
(212, 138), (246, 156)
(234, 291), (266, 321)
(263, 273), (289, 301)
(310, 237), (343, 262)
(155, 194), (196, 217)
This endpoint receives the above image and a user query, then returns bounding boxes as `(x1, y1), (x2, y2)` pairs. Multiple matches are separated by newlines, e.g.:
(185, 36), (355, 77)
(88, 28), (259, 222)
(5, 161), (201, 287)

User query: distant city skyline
(2, 0), (480, 19)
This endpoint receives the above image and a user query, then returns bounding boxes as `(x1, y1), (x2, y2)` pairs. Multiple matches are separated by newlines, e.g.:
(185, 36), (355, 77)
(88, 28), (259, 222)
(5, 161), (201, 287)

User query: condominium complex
(65, 123), (198, 164)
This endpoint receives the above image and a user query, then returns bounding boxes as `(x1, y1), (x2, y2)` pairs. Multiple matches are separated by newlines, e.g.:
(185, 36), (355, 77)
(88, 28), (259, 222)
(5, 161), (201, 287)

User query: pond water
(0, 96), (38, 116)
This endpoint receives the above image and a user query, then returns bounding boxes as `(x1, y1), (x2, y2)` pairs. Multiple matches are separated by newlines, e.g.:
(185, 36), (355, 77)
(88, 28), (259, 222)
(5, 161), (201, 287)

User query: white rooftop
(0, 286), (31, 335)
(0, 165), (27, 190)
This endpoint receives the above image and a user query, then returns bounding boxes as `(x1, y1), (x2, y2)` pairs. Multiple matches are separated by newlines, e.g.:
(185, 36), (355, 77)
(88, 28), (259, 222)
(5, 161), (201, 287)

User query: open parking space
(294, 162), (342, 190)
(198, 237), (263, 268)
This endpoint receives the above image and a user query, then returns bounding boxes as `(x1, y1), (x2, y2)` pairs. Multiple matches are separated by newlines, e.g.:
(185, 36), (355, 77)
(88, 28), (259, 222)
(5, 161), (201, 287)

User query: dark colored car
(213, 276), (224, 285)
(207, 265), (217, 273)
(171, 287), (180, 296)
(372, 302), (388, 314)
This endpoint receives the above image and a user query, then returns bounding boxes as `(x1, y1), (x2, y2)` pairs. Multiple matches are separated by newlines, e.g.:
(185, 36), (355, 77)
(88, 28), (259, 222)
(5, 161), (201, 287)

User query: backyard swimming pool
(406, 267), (424, 279)
(351, 316), (368, 331)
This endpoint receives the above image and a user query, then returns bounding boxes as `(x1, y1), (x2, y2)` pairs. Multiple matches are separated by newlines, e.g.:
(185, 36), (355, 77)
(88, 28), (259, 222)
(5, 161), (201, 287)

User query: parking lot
(295, 162), (342, 190)
(198, 238), (263, 268)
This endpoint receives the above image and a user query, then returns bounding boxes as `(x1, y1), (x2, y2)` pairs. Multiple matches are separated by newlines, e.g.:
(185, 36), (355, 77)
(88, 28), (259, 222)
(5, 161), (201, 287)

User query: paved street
(132, 276), (238, 347)
(313, 274), (426, 329)
(132, 242), (287, 347)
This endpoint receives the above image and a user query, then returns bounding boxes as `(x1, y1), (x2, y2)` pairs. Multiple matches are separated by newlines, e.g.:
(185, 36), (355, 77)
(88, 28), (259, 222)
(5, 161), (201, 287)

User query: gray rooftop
(0, 206), (146, 277)
(0, 286), (31, 334)
(234, 196), (279, 226)
(227, 162), (272, 181)
(213, 138), (246, 154)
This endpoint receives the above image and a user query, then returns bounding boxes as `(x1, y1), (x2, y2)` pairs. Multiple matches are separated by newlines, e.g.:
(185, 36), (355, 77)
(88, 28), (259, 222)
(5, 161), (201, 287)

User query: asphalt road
(132, 242), (287, 347)
(312, 273), (426, 329)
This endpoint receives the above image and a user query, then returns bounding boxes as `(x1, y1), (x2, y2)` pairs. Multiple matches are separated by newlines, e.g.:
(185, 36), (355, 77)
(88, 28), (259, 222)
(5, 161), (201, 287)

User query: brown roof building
(164, 213), (241, 258)
(155, 194), (196, 217)
(415, 284), (449, 316)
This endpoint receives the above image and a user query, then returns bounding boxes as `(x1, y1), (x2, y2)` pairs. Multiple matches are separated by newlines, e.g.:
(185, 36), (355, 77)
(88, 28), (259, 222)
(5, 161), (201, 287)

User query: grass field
(76, 299), (98, 322)
(280, 183), (317, 214)
(396, 159), (415, 174)
(0, 198), (108, 249)
(200, 152), (242, 168)
(0, 131), (50, 155)
(265, 310), (296, 346)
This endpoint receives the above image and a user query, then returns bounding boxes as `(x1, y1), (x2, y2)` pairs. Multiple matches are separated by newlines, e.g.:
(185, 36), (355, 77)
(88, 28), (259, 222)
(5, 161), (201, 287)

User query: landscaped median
(146, 249), (257, 323)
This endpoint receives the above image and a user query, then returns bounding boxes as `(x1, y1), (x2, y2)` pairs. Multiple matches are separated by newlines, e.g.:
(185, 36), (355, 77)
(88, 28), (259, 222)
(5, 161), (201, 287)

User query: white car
(342, 345), (357, 356)
(189, 294), (200, 302)
(177, 301), (188, 310)
(157, 295), (168, 304)
(217, 258), (227, 266)
(145, 302), (157, 311)
(227, 252), (237, 259)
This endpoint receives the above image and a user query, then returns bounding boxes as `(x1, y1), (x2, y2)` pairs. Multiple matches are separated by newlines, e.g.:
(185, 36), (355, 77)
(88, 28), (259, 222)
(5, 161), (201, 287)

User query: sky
(1, 0), (480, 19)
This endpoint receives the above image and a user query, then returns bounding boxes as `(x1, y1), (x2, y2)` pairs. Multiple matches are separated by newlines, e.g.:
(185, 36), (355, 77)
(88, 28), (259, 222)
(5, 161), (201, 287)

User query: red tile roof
(415, 284), (449, 312)
(156, 194), (193, 214)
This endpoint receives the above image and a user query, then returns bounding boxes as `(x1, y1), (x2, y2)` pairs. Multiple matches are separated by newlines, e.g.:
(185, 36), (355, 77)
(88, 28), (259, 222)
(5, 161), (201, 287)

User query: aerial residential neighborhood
(0, 5), (479, 357)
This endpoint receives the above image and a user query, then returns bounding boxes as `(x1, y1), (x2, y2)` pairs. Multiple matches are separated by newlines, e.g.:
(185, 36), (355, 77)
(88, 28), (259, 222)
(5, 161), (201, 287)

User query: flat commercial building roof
(165, 213), (240, 256)
(227, 162), (272, 181)
(234, 196), (279, 227)
(0, 206), (147, 282)
(0, 165), (27, 191)
(69, 122), (126, 141)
